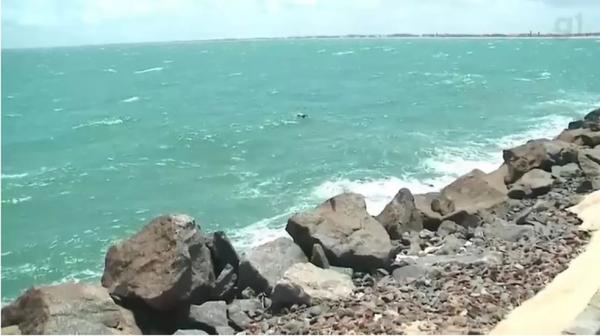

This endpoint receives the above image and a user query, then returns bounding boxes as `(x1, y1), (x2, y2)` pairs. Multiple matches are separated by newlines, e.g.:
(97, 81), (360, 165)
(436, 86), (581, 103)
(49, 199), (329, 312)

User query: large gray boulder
(101, 215), (215, 311)
(502, 139), (578, 183)
(237, 237), (307, 294)
(375, 188), (423, 239)
(1, 283), (141, 335)
(271, 263), (354, 309)
(438, 169), (507, 214)
(287, 193), (393, 270)
(578, 148), (600, 190)
(508, 169), (554, 199)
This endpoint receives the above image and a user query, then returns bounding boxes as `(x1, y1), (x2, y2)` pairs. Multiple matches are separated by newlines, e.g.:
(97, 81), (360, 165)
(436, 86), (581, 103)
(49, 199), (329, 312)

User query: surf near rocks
(1, 107), (599, 335)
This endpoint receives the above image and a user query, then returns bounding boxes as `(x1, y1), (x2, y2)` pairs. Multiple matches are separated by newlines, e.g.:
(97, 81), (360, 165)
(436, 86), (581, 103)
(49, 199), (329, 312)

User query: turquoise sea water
(2, 38), (600, 302)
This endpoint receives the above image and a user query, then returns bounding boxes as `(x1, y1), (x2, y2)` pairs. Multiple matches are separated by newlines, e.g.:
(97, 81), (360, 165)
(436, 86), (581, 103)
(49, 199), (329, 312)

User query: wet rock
(376, 188), (424, 238)
(437, 220), (467, 238)
(1, 283), (141, 335)
(503, 139), (578, 183)
(310, 243), (330, 269)
(188, 301), (228, 332)
(213, 264), (238, 302)
(578, 148), (600, 190)
(584, 107), (600, 122)
(508, 169), (554, 199)
(238, 237), (307, 294)
(101, 214), (215, 311)
(287, 193), (393, 271)
(271, 263), (354, 309)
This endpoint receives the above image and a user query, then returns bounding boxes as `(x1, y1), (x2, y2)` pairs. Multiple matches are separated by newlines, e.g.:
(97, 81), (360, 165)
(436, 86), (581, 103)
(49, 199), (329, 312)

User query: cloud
(2, 0), (599, 48)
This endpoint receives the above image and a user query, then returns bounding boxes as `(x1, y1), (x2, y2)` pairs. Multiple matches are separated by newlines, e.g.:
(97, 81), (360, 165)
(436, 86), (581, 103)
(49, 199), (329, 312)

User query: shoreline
(2, 106), (600, 334)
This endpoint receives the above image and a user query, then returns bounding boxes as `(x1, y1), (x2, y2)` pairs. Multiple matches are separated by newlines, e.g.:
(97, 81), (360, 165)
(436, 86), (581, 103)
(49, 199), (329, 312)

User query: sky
(2, 0), (600, 48)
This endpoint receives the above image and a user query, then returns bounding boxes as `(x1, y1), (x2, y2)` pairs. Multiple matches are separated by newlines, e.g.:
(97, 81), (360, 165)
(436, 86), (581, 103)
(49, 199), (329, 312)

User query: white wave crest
(72, 118), (124, 129)
(1, 172), (29, 180)
(2, 196), (32, 204)
(121, 96), (139, 103)
(133, 67), (163, 74)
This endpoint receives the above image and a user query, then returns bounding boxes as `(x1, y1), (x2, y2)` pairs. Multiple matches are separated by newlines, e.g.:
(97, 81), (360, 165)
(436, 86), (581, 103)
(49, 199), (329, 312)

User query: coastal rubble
(2, 106), (600, 335)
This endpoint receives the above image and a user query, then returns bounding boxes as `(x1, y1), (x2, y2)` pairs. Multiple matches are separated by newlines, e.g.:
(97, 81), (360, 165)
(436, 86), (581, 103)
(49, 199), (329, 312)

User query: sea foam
(133, 67), (163, 74)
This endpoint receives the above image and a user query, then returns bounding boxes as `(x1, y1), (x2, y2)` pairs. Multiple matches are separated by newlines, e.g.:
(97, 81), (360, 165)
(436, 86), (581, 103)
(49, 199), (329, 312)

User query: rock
(431, 196), (455, 216)
(189, 301), (228, 332)
(444, 210), (481, 228)
(484, 164), (510, 193)
(515, 207), (533, 224)
(174, 329), (209, 335)
(238, 237), (307, 294)
(556, 128), (587, 145)
(213, 264), (238, 302)
(287, 193), (393, 271)
(551, 163), (582, 179)
(437, 220), (467, 238)
(579, 131), (600, 147)
(439, 169), (507, 214)
(578, 148), (600, 189)
(413, 193), (444, 229)
(227, 298), (263, 324)
(330, 266), (354, 278)
(564, 290), (600, 335)
(503, 139), (578, 183)
(391, 265), (428, 282)
(508, 169), (554, 199)
(435, 235), (465, 255)
(101, 214), (214, 311)
(482, 222), (534, 242)
(375, 188), (423, 239)
(584, 107), (600, 122)
(1, 283), (141, 335)
(227, 303), (252, 331)
(215, 325), (236, 335)
(0, 326), (20, 335)
(310, 243), (330, 268)
(210, 231), (240, 275)
(271, 263), (354, 309)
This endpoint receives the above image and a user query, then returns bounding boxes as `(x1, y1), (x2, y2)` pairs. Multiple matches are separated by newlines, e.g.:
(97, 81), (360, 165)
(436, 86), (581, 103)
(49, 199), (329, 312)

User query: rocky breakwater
(2, 107), (599, 335)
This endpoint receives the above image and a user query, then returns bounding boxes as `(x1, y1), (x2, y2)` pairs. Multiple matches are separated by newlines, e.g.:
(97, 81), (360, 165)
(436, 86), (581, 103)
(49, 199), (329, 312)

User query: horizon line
(3, 32), (600, 51)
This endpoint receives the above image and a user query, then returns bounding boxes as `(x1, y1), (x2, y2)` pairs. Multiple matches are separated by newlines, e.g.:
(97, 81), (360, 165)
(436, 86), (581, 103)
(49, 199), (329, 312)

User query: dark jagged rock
(238, 237), (307, 294)
(287, 193), (393, 271)
(209, 231), (240, 275)
(584, 107), (600, 122)
(578, 148), (600, 190)
(310, 243), (331, 268)
(503, 139), (578, 183)
(508, 169), (554, 199)
(213, 264), (238, 302)
(188, 301), (228, 333)
(375, 188), (424, 239)
(1, 283), (141, 335)
(101, 214), (215, 311)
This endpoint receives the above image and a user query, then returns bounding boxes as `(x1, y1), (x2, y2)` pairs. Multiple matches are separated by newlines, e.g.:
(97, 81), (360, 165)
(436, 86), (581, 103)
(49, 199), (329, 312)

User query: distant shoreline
(4, 32), (600, 51)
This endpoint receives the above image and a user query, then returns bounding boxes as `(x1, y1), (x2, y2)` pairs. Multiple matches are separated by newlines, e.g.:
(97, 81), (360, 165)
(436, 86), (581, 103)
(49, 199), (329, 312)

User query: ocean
(1, 38), (600, 303)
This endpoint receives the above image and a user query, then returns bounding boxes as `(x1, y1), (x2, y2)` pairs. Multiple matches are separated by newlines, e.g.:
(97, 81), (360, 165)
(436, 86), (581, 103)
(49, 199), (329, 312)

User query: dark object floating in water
(296, 113), (308, 119)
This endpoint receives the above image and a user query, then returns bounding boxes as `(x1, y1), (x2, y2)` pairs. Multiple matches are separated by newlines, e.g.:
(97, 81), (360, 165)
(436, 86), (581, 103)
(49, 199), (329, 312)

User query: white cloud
(2, 0), (599, 48)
